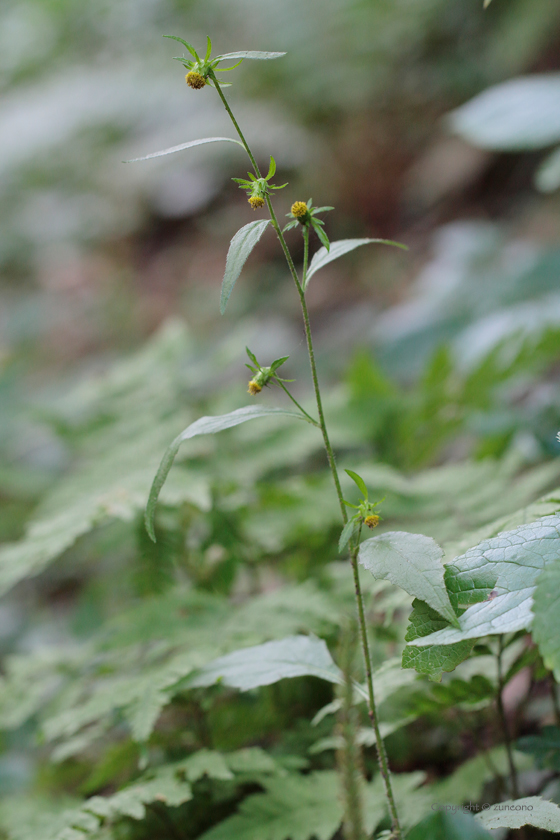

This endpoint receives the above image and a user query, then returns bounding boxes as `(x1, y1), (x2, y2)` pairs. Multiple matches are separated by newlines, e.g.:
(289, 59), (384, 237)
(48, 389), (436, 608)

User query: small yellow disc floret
(291, 201), (308, 219)
(248, 380), (262, 395)
(249, 196), (265, 209)
(186, 71), (206, 89)
(364, 514), (380, 530)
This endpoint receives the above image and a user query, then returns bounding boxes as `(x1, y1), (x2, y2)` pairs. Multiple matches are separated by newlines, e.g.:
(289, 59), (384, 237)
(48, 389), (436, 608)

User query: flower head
(249, 196), (265, 209)
(284, 199), (334, 251)
(186, 71), (206, 89)
(248, 379), (262, 395)
(233, 156), (287, 209)
(364, 514), (381, 529)
(245, 347), (290, 396)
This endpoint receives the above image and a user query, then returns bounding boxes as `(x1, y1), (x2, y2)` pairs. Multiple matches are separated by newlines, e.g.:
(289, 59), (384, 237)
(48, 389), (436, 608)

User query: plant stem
(211, 74), (402, 839)
(273, 377), (319, 427)
(497, 636), (520, 799)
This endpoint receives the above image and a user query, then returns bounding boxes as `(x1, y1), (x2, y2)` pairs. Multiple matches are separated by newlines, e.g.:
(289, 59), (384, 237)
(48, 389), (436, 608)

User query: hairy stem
(212, 73), (402, 839)
(273, 377), (319, 426)
(497, 636), (520, 799)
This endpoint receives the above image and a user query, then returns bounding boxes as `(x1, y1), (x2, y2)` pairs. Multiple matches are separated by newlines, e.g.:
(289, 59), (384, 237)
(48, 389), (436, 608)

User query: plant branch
(273, 377), (319, 426)
(211, 73), (402, 839)
(496, 636), (520, 799)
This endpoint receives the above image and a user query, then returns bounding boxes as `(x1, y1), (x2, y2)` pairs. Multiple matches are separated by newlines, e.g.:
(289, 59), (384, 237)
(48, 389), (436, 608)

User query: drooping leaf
(198, 771), (343, 840)
(532, 560), (560, 680)
(402, 600), (474, 681)
(187, 635), (343, 691)
(220, 219), (271, 314)
(408, 514), (560, 646)
(305, 238), (407, 288)
(216, 51), (287, 61)
(338, 518), (358, 553)
(449, 74), (560, 151)
(145, 405), (303, 541)
(475, 797), (560, 832)
(359, 532), (458, 626)
(125, 136), (243, 162)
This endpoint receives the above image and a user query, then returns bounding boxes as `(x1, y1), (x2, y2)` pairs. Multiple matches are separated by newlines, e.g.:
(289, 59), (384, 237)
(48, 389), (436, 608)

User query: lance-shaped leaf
(125, 136), (243, 163)
(476, 797), (560, 833)
(217, 50), (287, 61)
(305, 238), (407, 288)
(408, 514), (560, 647)
(145, 405), (303, 540)
(187, 635), (343, 691)
(449, 74), (560, 151)
(220, 219), (270, 314)
(359, 532), (459, 627)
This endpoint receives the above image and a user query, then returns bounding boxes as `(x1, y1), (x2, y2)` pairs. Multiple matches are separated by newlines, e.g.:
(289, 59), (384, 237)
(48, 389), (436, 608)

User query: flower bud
(249, 196), (265, 209)
(248, 379), (262, 395)
(291, 201), (308, 220)
(186, 71), (206, 89)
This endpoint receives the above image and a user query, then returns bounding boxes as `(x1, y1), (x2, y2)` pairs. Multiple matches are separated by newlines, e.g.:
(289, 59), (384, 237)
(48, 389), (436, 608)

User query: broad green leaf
(145, 405), (303, 541)
(198, 771), (342, 840)
(449, 74), (560, 150)
(217, 51), (287, 61)
(125, 136), (243, 163)
(535, 145), (560, 192)
(409, 514), (560, 646)
(304, 238), (407, 287)
(475, 797), (560, 832)
(532, 560), (560, 680)
(402, 600), (474, 681)
(358, 531), (458, 626)
(177, 749), (234, 782)
(408, 811), (492, 840)
(220, 219), (270, 314)
(187, 635), (343, 691)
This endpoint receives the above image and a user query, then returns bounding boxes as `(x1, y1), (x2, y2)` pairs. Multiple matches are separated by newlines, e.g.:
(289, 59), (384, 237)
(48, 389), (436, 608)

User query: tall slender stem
(497, 636), (520, 799)
(211, 73), (402, 839)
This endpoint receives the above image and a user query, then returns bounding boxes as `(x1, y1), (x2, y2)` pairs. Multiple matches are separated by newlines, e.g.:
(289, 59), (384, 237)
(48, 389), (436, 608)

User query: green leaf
(535, 145), (560, 192)
(304, 238), (407, 287)
(448, 74), (560, 151)
(358, 532), (458, 626)
(475, 797), (560, 832)
(163, 35), (200, 60)
(408, 811), (492, 840)
(198, 771), (343, 840)
(145, 405), (303, 541)
(187, 635), (343, 691)
(205, 35), (212, 61)
(431, 747), (532, 805)
(338, 517), (358, 553)
(532, 560), (560, 680)
(402, 600), (474, 681)
(220, 219), (270, 314)
(517, 726), (560, 772)
(216, 50), (287, 61)
(344, 469), (368, 499)
(269, 355), (289, 373)
(125, 136), (243, 163)
(408, 514), (560, 647)
(266, 156), (276, 179)
(245, 346), (259, 365)
(312, 222), (330, 252)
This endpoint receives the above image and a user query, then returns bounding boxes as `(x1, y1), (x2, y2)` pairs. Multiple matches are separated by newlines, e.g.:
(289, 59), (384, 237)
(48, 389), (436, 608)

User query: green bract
(165, 35), (286, 88)
(232, 156), (288, 205)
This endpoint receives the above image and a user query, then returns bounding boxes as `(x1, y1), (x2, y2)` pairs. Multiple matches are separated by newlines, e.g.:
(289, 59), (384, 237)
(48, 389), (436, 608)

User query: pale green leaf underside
(187, 635), (343, 691)
(217, 51), (286, 60)
(409, 514), (560, 646)
(145, 405), (303, 540)
(535, 145), (560, 192)
(449, 74), (560, 151)
(125, 136), (243, 162)
(532, 559), (560, 680)
(476, 797), (560, 832)
(220, 219), (270, 314)
(359, 531), (458, 626)
(305, 238), (407, 288)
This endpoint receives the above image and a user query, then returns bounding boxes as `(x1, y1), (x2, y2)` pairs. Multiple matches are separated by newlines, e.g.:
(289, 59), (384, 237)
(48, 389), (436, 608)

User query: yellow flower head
(364, 514), (380, 530)
(248, 379), (262, 395)
(185, 71), (206, 89)
(249, 195), (265, 209)
(291, 201), (308, 219)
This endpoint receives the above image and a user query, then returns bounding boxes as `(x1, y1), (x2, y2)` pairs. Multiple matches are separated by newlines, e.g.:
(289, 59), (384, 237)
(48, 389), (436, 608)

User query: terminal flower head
(245, 347), (290, 395)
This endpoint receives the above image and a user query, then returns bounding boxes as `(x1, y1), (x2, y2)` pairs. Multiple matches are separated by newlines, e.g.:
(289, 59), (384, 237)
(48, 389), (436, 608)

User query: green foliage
(408, 810), (492, 840)
(304, 238), (407, 288)
(220, 220), (271, 314)
(476, 796), (560, 832)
